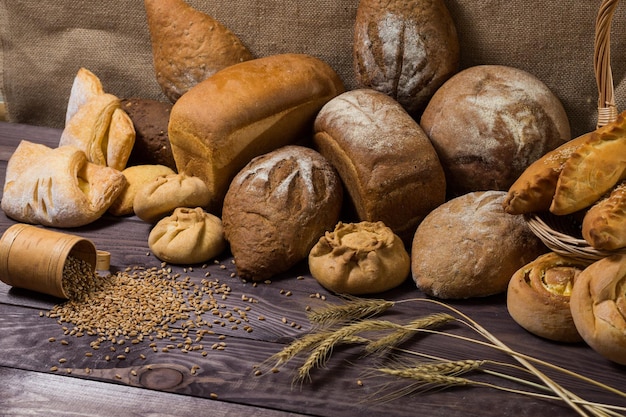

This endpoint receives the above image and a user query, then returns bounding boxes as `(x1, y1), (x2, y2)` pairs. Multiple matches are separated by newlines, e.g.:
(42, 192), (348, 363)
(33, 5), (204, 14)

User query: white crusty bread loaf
(168, 53), (345, 213)
(313, 88), (445, 245)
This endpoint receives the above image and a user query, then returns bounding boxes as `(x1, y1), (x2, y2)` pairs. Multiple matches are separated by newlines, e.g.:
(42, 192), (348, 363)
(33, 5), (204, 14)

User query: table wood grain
(0, 121), (624, 417)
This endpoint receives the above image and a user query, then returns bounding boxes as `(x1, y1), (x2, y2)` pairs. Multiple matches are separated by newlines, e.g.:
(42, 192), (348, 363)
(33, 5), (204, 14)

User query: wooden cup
(0, 223), (97, 299)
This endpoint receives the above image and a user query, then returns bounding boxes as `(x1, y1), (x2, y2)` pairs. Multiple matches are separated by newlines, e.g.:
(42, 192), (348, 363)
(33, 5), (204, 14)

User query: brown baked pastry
(134, 173), (211, 224)
(570, 254), (626, 365)
(313, 89), (446, 245)
(144, 0), (253, 103)
(551, 111), (626, 215)
(309, 221), (410, 295)
(507, 252), (589, 343)
(108, 164), (176, 216)
(65, 67), (104, 125)
(222, 146), (343, 281)
(502, 132), (591, 215)
(149, 207), (226, 265)
(411, 191), (547, 299)
(121, 98), (176, 170)
(169, 53), (344, 213)
(353, 0), (459, 117)
(2, 141), (126, 227)
(582, 181), (626, 250)
(420, 65), (570, 197)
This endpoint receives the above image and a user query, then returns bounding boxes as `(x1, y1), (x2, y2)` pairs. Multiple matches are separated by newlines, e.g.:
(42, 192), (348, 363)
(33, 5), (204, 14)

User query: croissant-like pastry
(581, 181), (626, 250)
(308, 221), (410, 295)
(570, 254), (626, 364)
(507, 252), (589, 342)
(65, 67), (104, 125)
(550, 111), (626, 215)
(1, 141), (126, 227)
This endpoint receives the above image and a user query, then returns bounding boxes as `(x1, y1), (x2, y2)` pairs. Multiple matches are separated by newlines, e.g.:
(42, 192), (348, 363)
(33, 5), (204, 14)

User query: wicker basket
(525, 0), (623, 262)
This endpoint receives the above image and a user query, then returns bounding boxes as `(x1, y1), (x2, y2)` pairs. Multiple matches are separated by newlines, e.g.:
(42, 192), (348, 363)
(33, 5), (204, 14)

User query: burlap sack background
(1, 0), (625, 138)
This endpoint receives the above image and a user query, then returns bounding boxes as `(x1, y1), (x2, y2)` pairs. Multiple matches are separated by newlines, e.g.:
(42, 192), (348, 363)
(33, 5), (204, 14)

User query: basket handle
(595, 0), (620, 127)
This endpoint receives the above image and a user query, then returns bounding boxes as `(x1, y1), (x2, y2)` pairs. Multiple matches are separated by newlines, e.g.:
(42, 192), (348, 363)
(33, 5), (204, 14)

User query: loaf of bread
(411, 191), (547, 299)
(507, 252), (588, 343)
(168, 53), (345, 213)
(122, 98), (176, 170)
(309, 221), (410, 295)
(502, 133), (590, 215)
(2, 141), (126, 227)
(313, 88), (446, 245)
(222, 145), (343, 281)
(353, 0), (459, 117)
(144, 0), (253, 102)
(420, 65), (570, 197)
(570, 254), (626, 365)
(551, 111), (626, 215)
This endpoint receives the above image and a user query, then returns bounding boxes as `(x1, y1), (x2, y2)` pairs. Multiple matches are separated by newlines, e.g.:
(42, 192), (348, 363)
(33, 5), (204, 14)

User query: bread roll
(108, 164), (176, 216)
(550, 111), (626, 215)
(313, 89), (445, 245)
(353, 0), (459, 117)
(122, 98), (176, 170)
(168, 53), (345, 213)
(144, 0), (253, 103)
(2, 141), (126, 227)
(420, 65), (570, 197)
(222, 146), (343, 281)
(507, 252), (588, 343)
(570, 254), (626, 364)
(411, 191), (547, 299)
(309, 221), (410, 295)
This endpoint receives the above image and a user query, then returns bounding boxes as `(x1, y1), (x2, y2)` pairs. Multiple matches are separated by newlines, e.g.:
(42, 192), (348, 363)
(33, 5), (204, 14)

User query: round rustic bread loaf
(121, 98), (176, 171)
(420, 65), (570, 197)
(353, 0), (459, 117)
(411, 191), (547, 299)
(313, 88), (446, 245)
(222, 145), (343, 281)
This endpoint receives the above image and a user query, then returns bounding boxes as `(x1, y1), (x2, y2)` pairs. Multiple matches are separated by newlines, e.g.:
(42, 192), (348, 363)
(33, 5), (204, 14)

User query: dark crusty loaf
(222, 145), (343, 281)
(313, 88), (446, 245)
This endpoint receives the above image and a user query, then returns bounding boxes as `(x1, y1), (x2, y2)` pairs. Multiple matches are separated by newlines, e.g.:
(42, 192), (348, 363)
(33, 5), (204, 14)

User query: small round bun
(411, 191), (547, 299)
(507, 252), (589, 343)
(309, 221), (410, 295)
(109, 164), (176, 216)
(570, 254), (626, 364)
(420, 65), (570, 197)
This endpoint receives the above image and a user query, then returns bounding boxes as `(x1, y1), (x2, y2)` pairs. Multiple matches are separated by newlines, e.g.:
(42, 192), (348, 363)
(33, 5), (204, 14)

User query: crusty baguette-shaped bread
(503, 133), (590, 214)
(354, 0), (459, 117)
(168, 53), (345, 213)
(551, 111), (626, 215)
(313, 88), (445, 244)
(570, 254), (626, 365)
(144, 0), (253, 103)
(222, 146), (343, 281)
(581, 181), (626, 250)
(65, 67), (104, 125)
(1, 141), (126, 227)
(507, 252), (588, 342)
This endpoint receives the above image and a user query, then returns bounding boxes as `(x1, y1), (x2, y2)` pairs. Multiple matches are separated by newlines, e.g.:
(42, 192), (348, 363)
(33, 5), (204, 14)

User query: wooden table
(0, 121), (624, 417)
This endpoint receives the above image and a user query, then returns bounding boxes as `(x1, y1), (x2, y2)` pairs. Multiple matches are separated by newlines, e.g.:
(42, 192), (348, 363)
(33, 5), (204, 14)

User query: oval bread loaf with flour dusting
(168, 53), (345, 213)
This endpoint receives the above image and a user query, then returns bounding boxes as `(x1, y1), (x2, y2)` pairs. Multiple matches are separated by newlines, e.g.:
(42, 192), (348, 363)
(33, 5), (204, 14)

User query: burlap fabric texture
(1, 0), (625, 138)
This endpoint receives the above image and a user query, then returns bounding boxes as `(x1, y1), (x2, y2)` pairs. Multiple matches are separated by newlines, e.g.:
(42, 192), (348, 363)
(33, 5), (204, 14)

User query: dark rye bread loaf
(222, 145), (343, 281)
(313, 88), (446, 245)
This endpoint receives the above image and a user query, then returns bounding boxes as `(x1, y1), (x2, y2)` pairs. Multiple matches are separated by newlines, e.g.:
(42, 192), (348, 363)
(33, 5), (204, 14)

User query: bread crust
(313, 88), (445, 245)
(168, 53), (344, 213)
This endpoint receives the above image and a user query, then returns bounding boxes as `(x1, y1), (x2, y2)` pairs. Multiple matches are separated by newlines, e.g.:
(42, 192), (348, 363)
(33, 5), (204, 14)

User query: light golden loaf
(581, 181), (626, 250)
(570, 254), (626, 365)
(144, 0), (253, 103)
(313, 88), (446, 245)
(507, 252), (588, 343)
(2, 141), (126, 227)
(551, 111), (626, 215)
(309, 221), (410, 295)
(168, 53), (345, 213)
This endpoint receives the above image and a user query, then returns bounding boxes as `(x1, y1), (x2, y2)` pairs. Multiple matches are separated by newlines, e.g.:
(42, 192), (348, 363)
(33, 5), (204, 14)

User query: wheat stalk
(365, 313), (454, 353)
(307, 296), (395, 326)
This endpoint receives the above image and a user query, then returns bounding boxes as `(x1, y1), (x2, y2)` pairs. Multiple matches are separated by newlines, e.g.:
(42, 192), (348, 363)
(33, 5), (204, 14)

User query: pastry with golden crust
(581, 181), (626, 250)
(507, 252), (589, 342)
(309, 221), (410, 295)
(570, 254), (626, 364)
